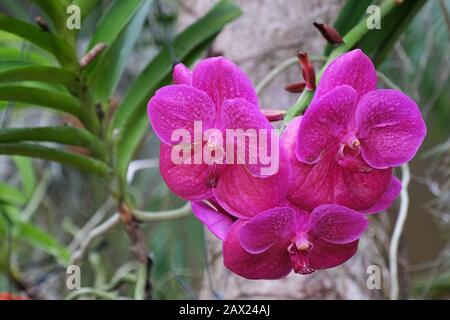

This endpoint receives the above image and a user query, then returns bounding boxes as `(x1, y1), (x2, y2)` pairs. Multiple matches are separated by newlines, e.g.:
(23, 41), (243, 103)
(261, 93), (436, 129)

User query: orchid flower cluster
(147, 49), (426, 279)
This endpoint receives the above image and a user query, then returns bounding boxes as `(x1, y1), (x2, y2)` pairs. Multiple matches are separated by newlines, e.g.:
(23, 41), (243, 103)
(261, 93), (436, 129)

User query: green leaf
(15, 221), (71, 264)
(0, 85), (87, 121)
(2, 205), (70, 264)
(0, 184), (27, 207)
(0, 143), (110, 176)
(88, 0), (153, 103)
(0, 127), (105, 157)
(358, 0), (428, 65)
(86, 0), (147, 51)
(0, 60), (34, 72)
(0, 15), (77, 67)
(29, 0), (68, 34)
(0, 47), (53, 65)
(1, 1), (28, 20)
(71, 0), (100, 22)
(0, 65), (79, 87)
(12, 156), (36, 200)
(325, 0), (374, 55)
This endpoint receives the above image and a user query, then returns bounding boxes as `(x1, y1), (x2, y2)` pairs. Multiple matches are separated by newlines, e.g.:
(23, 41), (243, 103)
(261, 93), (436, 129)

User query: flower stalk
(282, 0), (400, 130)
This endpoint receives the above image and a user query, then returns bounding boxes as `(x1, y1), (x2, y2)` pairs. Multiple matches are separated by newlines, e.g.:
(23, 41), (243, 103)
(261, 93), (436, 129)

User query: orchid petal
(307, 238), (359, 270)
(159, 143), (213, 200)
(192, 56), (259, 109)
(308, 205), (368, 244)
(191, 200), (234, 240)
(239, 207), (295, 254)
(361, 176), (402, 214)
(284, 118), (393, 211)
(223, 220), (292, 280)
(172, 63), (192, 85)
(221, 98), (277, 177)
(213, 154), (289, 219)
(147, 85), (216, 145)
(356, 89), (427, 169)
(296, 85), (357, 164)
(313, 49), (377, 103)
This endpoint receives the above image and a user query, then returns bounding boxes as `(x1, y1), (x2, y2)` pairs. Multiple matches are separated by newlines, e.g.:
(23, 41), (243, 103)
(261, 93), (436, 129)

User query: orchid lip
(287, 242), (315, 275)
(287, 234), (315, 275)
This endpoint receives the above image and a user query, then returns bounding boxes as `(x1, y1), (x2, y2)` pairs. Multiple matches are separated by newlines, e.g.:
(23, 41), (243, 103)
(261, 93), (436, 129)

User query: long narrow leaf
(325, 0), (374, 55)
(0, 127), (105, 156)
(359, 0), (428, 65)
(12, 156), (36, 200)
(0, 184), (27, 207)
(2, 205), (70, 264)
(0, 143), (110, 176)
(0, 85), (86, 120)
(0, 15), (77, 67)
(0, 65), (79, 87)
(71, 0), (100, 22)
(0, 60), (34, 72)
(29, 0), (68, 34)
(86, 0), (147, 51)
(0, 47), (53, 65)
(88, 0), (153, 103)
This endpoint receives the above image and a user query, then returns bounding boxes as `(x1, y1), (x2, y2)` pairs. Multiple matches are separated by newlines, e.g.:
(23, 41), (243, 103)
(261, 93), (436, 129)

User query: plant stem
(389, 164), (411, 300)
(65, 288), (117, 300)
(377, 70), (401, 90)
(133, 202), (191, 222)
(256, 55), (327, 97)
(134, 264), (148, 300)
(21, 169), (52, 222)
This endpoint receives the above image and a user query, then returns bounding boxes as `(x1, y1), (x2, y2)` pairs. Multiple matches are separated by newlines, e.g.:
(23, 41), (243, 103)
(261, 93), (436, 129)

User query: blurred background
(0, 0), (449, 299)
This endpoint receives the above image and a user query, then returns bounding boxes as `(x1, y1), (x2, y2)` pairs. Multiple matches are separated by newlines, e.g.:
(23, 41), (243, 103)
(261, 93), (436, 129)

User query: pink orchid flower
(148, 57), (289, 218)
(285, 49), (426, 212)
(222, 204), (368, 279)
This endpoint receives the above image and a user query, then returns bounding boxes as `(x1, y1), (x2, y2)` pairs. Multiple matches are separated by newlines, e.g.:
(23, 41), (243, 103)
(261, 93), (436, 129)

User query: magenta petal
(147, 84), (216, 145)
(190, 200), (234, 240)
(213, 155), (289, 219)
(308, 205), (368, 244)
(223, 220), (292, 280)
(159, 143), (213, 200)
(356, 89), (427, 169)
(284, 117), (393, 211)
(361, 176), (402, 214)
(313, 49), (377, 103)
(192, 57), (259, 109)
(308, 238), (359, 270)
(296, 85), (357, 164)
(288, 152), (393, 212)
(239, 207), (295, 254)
(172, 63), (193, 85)
(221, 98), (277, 177)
